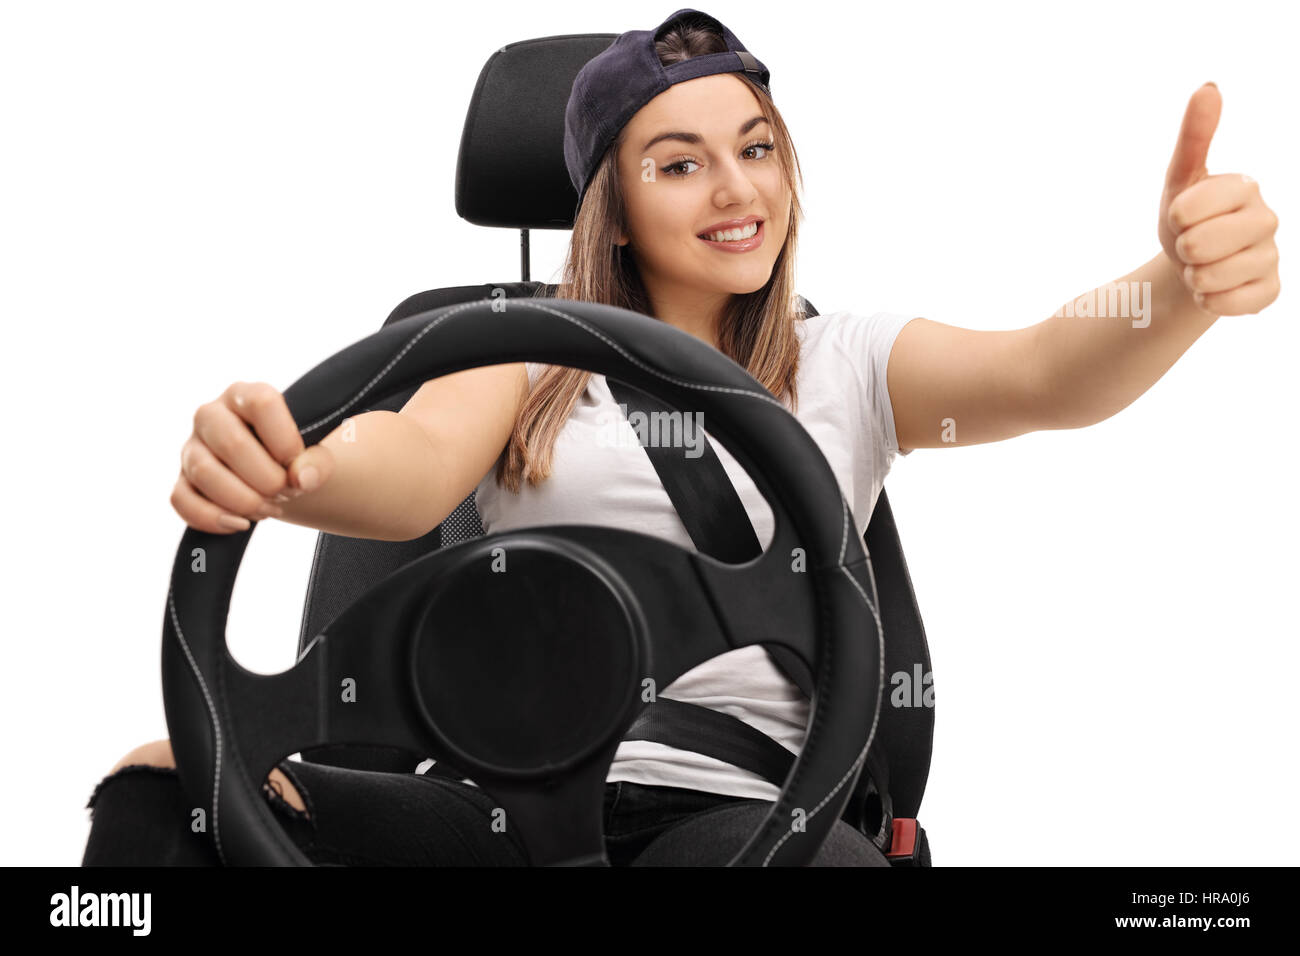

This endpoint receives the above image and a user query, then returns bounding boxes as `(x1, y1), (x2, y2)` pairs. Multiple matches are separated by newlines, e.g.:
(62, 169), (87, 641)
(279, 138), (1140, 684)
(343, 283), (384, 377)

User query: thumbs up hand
(1159, 83), (1279, 316)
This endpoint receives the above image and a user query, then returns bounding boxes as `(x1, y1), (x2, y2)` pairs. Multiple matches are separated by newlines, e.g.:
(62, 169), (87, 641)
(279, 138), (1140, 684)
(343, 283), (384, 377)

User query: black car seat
(291, 29), (935, 865)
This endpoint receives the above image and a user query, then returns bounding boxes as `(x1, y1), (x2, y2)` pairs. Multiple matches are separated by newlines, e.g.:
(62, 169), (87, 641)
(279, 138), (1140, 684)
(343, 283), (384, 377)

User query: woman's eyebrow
(641, 115), (769, 151)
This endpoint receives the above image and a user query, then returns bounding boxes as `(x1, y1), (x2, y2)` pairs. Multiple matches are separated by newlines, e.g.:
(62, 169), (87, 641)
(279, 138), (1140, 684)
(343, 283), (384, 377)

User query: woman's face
(616, 73), (791, 310)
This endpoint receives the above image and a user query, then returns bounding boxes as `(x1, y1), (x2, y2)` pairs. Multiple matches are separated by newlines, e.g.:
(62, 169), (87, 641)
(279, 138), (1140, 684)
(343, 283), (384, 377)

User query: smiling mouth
(697, 219), (763, 242)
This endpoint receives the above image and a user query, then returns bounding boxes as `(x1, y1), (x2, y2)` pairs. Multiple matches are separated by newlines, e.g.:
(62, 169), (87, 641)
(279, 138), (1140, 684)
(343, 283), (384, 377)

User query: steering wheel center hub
(409, 534), (646, 778)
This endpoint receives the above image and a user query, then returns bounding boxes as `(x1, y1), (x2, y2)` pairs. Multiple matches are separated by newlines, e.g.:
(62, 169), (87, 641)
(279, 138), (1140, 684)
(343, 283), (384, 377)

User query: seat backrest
(291, 29), (934, 818)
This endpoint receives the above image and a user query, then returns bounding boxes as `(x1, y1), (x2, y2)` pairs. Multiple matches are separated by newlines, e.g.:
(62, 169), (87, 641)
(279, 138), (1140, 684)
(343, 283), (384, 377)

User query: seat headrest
(455, 33), (617, 231)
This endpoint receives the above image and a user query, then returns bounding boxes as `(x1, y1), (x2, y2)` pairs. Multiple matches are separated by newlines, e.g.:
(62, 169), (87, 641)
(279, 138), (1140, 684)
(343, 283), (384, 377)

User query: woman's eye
(662, 159), (700, 177)
(743, 142), (774, 160)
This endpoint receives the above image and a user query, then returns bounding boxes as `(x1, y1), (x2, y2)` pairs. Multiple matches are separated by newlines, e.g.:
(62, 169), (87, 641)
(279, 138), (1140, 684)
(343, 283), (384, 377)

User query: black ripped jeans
(81, 759), (888, 867)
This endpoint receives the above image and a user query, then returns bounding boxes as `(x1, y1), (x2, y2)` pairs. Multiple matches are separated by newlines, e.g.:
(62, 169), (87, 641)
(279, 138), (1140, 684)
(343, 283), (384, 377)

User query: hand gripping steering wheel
(161, 297), (886, 866)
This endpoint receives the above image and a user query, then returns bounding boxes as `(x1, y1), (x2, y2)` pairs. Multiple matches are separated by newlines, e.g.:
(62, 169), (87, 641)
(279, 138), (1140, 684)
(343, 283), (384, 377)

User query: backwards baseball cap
(563, 7), (771, 211)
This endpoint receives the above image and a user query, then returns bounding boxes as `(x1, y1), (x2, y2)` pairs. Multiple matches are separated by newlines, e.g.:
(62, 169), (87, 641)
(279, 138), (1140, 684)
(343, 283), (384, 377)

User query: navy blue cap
(563, 8), (771, 211)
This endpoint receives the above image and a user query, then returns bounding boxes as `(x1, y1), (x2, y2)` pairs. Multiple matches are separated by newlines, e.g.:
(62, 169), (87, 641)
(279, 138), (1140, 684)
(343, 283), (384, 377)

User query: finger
(195, 397), (294, 498)
(221, 382), (307, 473)
(171, 472), (265, 534)
(1164, 82), (1221, 194)
(1184, 240), (1279, 295)
(180, 435), (284, 520)
(286, 444), (333, 494)
(1167, 173), (1258, 232)
(1174, 207), (1278, 264)
(1197, 272), (1281, 317)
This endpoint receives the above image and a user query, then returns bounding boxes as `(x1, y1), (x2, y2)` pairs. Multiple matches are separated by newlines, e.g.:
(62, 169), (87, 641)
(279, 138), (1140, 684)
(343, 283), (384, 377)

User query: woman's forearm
(275, 409), (441, 542)
(1034, 251), (1220, 430)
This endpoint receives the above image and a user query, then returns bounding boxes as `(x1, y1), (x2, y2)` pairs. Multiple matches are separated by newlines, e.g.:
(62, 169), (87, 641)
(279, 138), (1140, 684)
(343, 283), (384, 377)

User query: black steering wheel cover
(162, 297), (884, 866)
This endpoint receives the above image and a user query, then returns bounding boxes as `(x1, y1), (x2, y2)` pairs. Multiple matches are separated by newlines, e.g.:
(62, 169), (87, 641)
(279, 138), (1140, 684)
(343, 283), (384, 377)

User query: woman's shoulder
(795, 308), (920, 353)
(797, 308), (920, 357)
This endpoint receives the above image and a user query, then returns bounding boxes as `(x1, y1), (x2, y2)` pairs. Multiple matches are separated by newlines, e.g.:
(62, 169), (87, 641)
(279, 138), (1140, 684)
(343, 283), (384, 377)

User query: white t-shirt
(469, 309), (919, 800)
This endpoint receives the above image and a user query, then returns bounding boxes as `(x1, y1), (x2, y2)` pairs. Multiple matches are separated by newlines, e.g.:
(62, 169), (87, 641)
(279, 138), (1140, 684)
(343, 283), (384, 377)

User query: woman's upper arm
(885, 317), (1047, 451)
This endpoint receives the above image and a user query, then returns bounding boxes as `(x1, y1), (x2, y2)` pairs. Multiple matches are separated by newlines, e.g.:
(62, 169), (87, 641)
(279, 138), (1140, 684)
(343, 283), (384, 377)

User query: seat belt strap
(620, 696), (797, 787)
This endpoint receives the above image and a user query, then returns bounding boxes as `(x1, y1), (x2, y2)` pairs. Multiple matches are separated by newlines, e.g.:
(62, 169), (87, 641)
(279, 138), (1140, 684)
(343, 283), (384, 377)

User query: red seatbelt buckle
(885, 818), (929, 866)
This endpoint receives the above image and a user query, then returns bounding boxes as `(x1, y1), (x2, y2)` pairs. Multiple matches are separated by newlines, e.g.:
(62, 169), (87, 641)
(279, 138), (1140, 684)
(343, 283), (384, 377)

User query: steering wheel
(161, 296), (886, 866)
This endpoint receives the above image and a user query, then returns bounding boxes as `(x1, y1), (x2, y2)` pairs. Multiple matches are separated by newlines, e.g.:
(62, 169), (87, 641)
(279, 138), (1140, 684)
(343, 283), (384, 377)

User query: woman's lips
(697, 220), (765, 253)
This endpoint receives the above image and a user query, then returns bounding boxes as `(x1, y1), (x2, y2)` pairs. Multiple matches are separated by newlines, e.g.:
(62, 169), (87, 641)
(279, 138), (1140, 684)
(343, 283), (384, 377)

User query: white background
(3, 0), (1296, 867)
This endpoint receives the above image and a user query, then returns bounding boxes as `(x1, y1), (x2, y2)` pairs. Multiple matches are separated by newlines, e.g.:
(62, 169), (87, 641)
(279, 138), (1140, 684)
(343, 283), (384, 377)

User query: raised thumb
(1164, 82), (1221, 193)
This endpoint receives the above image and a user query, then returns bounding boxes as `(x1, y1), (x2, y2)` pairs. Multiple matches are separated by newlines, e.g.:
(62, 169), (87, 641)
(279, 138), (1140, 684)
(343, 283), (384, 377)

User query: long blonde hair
(496, 14), (807, 492)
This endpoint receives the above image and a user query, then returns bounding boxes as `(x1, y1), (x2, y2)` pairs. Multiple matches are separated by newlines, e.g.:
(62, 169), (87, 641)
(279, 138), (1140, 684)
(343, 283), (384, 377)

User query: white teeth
(701, 221), (759, 242)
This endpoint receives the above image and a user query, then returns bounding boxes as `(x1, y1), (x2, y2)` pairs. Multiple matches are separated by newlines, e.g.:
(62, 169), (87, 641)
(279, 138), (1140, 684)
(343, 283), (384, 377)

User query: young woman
(81, 9), (1279, 867)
